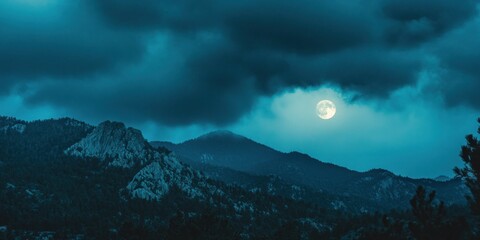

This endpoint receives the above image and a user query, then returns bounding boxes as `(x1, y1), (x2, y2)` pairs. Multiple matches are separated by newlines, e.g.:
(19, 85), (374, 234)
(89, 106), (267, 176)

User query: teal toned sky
(1, 0), (479, 178)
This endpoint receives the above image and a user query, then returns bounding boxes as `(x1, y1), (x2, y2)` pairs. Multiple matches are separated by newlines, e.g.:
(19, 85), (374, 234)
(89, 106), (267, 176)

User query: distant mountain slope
(152, 130), (359, 187)
(169, 130), (284, 172)
(151, 130), (467, 208)
(434, 175), (451, 182)
(0, 117), (346, 238)
(180, 158), (378, 212)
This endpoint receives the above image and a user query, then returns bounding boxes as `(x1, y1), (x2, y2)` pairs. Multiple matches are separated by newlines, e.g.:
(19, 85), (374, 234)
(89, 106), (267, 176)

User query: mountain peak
(99, 120), (125, 128)
(65, 121), (152, 168)
(287, 151), (311, 158)
(197, 130), (245, 140)
(365, 168), (395, 177)
(434, 175), (451, 182)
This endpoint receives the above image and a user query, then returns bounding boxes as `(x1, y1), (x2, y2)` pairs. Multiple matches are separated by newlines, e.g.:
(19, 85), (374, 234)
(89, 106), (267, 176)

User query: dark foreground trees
(358, 186), (469, 240)
(455, 117), (480, 234)
(408, 186), (469, 240)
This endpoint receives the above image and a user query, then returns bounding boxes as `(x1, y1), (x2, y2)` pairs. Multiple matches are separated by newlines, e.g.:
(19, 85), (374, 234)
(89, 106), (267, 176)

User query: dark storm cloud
(0, 26), (143, 78)
(429, 16), (480, 108)
(92, 0), (376, 54)
(380, 0), (478, 46)
(223, 1), (376, 54)
(0, 1), (145, 88)
(25, 76), (258, 126)
(25, 43), (422, 125)
(2, 0), (480, 125)
(295, 49), (422, 96)
(92, 0), (219, 32)
(25, 37), (274, 125)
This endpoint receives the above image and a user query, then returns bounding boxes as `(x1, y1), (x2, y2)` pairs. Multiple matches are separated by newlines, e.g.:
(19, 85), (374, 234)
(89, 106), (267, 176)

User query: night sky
(1, 0), (479, 178)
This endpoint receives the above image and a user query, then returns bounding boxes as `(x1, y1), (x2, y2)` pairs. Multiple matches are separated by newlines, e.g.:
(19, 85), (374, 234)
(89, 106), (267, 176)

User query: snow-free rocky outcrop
(127, 154), (205, 201)
(0, 117), (27, 134)
(66, 121), (155, 168)
(66, 121), (206, 200)
(0, 123), (26, 134)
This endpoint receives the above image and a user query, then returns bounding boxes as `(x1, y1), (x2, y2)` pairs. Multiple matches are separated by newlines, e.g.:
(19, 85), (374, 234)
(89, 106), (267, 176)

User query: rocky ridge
(0, 117), (27, 134)
(65, 121), (209, 201)
(65, 121), (152, 168)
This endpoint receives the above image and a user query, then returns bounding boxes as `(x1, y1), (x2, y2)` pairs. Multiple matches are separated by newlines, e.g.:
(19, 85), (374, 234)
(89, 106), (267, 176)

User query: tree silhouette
(454, 117), (480, 230)
(409, 186), (445, 239)
(357, 215), (405, 240)
(408, 186), (469, 240)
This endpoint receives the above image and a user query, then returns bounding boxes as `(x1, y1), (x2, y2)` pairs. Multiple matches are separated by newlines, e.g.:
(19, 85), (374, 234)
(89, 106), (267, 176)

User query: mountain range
(151, 130), (467, 209)
(0, 116), (470, 239)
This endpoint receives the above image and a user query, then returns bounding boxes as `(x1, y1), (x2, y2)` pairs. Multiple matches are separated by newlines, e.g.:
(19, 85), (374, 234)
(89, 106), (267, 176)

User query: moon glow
(316, 100), (336, 120)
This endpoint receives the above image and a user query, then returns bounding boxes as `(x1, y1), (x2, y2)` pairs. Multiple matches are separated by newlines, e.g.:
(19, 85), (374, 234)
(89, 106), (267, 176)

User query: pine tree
(454, 117), (480, 230)
(408, 186), (469, 240)
(408, 186), (445, 239)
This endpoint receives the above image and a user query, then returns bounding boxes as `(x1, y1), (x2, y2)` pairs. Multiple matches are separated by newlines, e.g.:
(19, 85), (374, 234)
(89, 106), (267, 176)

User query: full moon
(316, 100), (336, 120)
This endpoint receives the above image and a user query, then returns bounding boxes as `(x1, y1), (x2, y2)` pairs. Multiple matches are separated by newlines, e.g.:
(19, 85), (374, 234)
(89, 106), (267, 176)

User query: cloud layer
(1, 0), (479, 125)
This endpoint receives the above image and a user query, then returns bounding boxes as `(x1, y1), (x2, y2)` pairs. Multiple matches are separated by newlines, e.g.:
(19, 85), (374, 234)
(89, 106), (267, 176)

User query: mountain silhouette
(152, 130), (467, 208)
